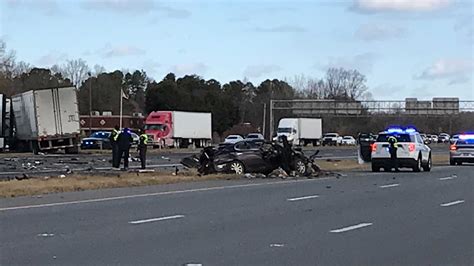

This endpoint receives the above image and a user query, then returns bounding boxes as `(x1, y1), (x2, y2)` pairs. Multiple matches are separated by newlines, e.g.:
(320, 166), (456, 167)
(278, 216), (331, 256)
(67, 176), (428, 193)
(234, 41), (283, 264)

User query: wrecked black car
(181, 140), (319, 176)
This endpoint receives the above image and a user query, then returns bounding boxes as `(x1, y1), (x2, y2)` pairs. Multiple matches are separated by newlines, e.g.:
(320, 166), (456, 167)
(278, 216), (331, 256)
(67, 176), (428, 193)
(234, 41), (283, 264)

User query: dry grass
(0, 171), (238, 198)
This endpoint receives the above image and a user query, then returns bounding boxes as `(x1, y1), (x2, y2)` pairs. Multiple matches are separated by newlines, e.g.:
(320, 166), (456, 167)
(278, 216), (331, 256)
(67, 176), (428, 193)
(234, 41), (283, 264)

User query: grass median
(0, 154), (449, 198)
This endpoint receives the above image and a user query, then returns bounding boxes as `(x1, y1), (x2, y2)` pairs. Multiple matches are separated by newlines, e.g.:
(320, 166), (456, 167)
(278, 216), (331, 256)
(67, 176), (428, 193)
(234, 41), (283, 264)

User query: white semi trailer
(274, 118), (323, 146)
(12, 87), (81, 154)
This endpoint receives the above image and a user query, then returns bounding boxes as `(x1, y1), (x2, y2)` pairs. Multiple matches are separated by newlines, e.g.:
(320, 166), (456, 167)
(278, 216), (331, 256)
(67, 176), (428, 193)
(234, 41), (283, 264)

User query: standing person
(388, 135), (399, 172)
(137, 129), (148, 169)
(280, 135), (293, 175)
(110, 125), (120, 168)
(117, 128), (133, 170)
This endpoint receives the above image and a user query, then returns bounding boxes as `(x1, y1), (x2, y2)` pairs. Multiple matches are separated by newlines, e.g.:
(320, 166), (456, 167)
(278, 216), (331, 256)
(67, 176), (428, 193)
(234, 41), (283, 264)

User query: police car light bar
(385, 127), (418, 134)
(459, 134), (474, 140)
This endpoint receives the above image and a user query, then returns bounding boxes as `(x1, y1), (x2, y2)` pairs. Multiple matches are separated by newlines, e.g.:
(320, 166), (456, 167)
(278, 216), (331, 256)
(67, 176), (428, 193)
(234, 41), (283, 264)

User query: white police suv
(371, 127), (432, 172)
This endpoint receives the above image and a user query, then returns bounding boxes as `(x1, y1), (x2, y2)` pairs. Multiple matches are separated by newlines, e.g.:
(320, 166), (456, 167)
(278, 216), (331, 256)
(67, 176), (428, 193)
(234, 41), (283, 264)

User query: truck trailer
(0, 94), (13, 151)
(274, 118), (323, 146)
(12, 87), (81, 154)
(145, 111), (212, 148)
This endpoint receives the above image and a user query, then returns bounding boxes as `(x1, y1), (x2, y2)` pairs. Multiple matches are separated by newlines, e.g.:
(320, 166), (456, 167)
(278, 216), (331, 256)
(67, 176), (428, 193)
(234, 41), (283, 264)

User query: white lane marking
(287, 195), (319, 201)
(439, 176), (454, 181)
(0, 178), (332, 212)
(330, 223), (373, 233)
(440, 200), (465, 207)
(270, 243), (285, 247)
(379, 183), (400, 189)
(129, 215), (184, 224)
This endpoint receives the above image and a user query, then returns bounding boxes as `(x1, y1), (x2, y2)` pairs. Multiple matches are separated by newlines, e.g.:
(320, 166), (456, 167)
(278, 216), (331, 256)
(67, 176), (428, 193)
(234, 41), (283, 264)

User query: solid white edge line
(129, 215), (184, 224)
(330, 222), (373, 233)
(287, 195), (319, 201)
(439, 176), (454, 180)
(0, 178), (332, 212)
(379, 183), (400, 188)
(440, 200), (465, 207)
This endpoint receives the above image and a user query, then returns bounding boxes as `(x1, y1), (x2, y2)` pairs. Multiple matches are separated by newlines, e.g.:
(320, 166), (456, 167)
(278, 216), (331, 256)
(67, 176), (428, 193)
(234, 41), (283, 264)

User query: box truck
(12, 87), (81, 154)
(145, 111), (212, 148)
(273, 118), (322, 146)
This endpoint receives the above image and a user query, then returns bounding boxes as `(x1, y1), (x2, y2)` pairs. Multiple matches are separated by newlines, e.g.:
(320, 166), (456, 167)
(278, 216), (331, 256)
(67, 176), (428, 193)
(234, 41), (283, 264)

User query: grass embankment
(0, 154), (449, 198)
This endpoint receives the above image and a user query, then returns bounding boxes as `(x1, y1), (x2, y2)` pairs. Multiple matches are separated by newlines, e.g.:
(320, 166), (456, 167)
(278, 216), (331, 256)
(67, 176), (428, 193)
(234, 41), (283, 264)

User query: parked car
(81, 131), (112, 149)
(438, 133), (450, 143)
(245, 133), (264, 141)
(420, 133), (431, 145)
(224, 135), (244, 144)
(341, 136), (356, 145)
(322, 133), (341, 146)
(450, 134), (460, 144)
(430, 135), (439, 144)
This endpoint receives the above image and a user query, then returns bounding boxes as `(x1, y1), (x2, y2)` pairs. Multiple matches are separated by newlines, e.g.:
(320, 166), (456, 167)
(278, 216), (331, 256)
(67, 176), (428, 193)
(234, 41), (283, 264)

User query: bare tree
(61, 59), (90, 87)
(0, 40), (16, 78)
(12, 61), (33, 77)
(93, 64), (106, 76)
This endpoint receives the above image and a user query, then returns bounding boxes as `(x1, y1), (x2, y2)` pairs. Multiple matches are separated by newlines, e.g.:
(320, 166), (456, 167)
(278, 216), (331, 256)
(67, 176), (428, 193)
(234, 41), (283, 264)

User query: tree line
(1, 40), (371, 136)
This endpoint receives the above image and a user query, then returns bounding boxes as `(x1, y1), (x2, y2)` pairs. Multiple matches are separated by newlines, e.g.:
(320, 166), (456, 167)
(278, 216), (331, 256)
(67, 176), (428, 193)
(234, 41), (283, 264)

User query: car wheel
(413, 156), (421, 172)
(294, 159), (306, 175)
(457, 161), (463, 166)
(229, 161), (245, 175)
(450, 159), (455, 166)
(423, 154), (432, 172)
(371, 164), (380, 172)
(384, 167), (391, 172)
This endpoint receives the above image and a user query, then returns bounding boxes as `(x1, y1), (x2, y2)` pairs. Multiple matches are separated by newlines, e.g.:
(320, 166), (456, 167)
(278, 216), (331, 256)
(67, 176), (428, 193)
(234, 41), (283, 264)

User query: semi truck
(12, 87), (81, 154)
(145, 111), (212, 148)
(273, 118), (323, 146)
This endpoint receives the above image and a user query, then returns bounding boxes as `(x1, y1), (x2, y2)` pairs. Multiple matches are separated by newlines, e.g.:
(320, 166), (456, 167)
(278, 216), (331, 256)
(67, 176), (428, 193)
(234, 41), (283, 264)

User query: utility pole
(88, 72), (92, 135)
(262, 103), (266, 138)
(269, 99), (274, 140)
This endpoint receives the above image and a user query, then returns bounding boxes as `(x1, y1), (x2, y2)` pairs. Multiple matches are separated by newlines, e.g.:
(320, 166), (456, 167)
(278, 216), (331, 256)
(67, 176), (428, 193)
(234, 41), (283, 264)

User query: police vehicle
(449, 134), (474, 165)
(371, 127), (432, 172)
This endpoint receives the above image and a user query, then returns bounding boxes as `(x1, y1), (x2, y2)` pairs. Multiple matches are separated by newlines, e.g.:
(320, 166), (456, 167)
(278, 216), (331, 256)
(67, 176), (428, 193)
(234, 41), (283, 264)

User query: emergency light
(385, 127), (418, 134)
(459, 134), (474, 140)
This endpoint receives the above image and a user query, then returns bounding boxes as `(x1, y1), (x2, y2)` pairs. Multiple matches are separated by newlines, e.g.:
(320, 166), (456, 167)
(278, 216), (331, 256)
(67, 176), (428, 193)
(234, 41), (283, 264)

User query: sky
(1, 0), (473, 100)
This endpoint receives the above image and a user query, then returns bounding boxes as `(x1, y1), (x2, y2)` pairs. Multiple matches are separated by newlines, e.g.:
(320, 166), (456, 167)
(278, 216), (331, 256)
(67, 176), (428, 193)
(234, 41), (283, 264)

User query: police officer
(388, 135), (399, 172)
(117, 128), (133, 170)
(137, 129), (148, 169)
(110, 125), (120, 168)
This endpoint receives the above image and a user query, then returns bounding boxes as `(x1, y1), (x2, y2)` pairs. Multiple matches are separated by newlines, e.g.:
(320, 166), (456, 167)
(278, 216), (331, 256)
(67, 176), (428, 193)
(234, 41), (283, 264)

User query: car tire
(413, 156), (422, 172)
(371, 164), (380, 172)
(294, 158), (307, 175)
(450, 159), (455, 166)
(229, 161), (245, 175)
(457, 161), (463, 166)
(383, 167), (391, 172)
(423, 154), (432, 172)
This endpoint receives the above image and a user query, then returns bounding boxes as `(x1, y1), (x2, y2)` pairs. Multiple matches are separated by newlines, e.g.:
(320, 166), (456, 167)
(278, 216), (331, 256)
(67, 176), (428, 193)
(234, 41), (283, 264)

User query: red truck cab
(144, 111), (173, 147)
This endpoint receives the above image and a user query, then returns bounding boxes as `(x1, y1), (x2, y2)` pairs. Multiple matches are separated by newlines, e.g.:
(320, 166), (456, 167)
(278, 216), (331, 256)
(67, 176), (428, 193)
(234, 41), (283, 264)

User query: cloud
(319, 52), (378, 74)
(81, 0), (190, 18)
(243, 64), (282, 78)
(36, 52), (67, 66)
(351, 0), (453, 13)
(171, 63), (208, 76)
(416, 58), (473, 81)
(254, 25), (306, 33)
(101, 45), (146, 58)
(355, 24), (406, 41)
(6, 0), (59, 16)
(454, 15), (474, 44)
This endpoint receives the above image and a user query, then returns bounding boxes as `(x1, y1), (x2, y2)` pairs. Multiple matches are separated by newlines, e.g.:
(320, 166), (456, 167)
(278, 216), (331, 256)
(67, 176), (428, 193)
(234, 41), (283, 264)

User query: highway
(1, 165), (472, 265)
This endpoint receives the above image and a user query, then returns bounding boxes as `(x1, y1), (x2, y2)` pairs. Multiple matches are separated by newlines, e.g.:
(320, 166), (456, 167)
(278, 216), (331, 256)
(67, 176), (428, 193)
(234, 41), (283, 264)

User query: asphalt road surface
(1, 164), (472, 265)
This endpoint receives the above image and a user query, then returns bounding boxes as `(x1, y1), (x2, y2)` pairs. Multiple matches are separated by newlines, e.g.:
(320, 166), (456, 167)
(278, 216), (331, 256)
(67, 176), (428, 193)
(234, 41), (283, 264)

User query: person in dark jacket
(388, 135), (399, 172)
(137, 129), (148, 169)
(117, 128), (133, 170)
(280, 135), (293, 174)
(110, 125), (120, 168)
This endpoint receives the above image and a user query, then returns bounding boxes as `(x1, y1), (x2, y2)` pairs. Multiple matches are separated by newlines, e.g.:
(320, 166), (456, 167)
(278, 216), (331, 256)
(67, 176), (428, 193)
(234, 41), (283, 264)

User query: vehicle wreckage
(181, 140), (321, 177)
